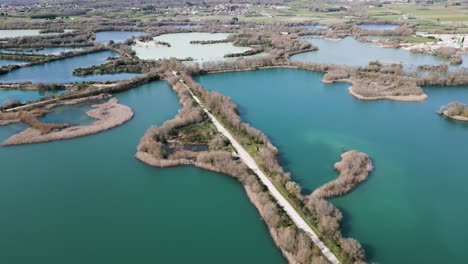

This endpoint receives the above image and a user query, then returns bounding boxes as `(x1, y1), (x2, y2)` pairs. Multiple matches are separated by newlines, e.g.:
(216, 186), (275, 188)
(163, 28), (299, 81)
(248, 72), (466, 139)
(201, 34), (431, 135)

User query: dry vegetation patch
(439, 102), (468, 121)
(322, 66), (427, 102)
(3, 97), (133, 145)
(312, 151), (373, 199)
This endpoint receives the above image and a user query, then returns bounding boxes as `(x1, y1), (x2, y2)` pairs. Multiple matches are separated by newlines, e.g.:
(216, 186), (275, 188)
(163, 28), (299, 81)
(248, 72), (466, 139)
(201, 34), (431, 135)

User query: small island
(312, 150), (373, 199)
(2, 97), (133, 145)
(439, 102), (468, 122)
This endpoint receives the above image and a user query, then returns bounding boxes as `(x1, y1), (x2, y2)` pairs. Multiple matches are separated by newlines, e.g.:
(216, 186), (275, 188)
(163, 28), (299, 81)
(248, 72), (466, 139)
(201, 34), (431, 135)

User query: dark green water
(0, 81), (284, 264)
(196, 68), (468, 263)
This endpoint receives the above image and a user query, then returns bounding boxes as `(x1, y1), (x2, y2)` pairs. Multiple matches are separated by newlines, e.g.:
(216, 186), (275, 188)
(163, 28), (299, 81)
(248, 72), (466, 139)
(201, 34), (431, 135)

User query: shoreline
(348, 86), (428, 102)
(322, 76), (428, 102)
(134, 151), (302, 264)
(312, 150), (373, 199)
(2, 98), (133, 146)
(442, 111), (468, 122)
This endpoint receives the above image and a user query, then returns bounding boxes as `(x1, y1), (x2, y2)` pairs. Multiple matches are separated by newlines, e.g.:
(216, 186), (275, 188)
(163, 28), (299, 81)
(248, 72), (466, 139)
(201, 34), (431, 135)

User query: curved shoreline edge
(135, 72), (342, 264)
(348, 86), (428, 102)
(135, 151), (308, 264)
(321, 76), (428, 102)
(442, 111), (468, 122)
(2, 98), (133, 146)
(312, 150), (373, 200)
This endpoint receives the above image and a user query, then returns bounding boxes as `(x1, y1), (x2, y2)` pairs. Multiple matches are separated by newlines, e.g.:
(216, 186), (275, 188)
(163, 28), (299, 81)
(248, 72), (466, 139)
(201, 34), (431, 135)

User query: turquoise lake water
(0, 50), (139, 84)
(0, 80), (285, 264)
(289, 37), (466, 68)
(195, 68), (468, 263)
(0, 89), (64, 105)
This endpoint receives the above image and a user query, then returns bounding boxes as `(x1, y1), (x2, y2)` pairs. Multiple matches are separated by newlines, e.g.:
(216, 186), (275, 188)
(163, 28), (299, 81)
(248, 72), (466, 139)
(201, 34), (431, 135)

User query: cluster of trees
(226, 30), (316, 58)
(224, 48), (264, 58)
(320, 63), (425, 99)
(200, 55), (280, 72)
(353, 73), (423, 97)
(134, 68), (333, 262)
(0, 53), (51, 63)
(18, 111), (69, 134)
(411, 46), (463, 65)
(412, 66), (468, 86)
(190, 39), (228, 45)
(316, 22), (414, 40)
(39, 29), (65, 34)
(0, 47), (110, 76)
(73, 58), (152, 75)
(0, 31), (94, 48)
(0, 98), (21, 109)
(137, 76), (205, 164)
(439, 102), (468, 118)
(312, 151), (373, 199)
(0, 65), (21, 76)
(179, 71), (366, 262)
(32, 83), (66, 91)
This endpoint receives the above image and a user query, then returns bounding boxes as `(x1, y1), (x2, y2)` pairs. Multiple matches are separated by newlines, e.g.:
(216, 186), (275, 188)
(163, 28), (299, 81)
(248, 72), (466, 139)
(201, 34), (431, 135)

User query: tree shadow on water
(337, 206), (378, 262)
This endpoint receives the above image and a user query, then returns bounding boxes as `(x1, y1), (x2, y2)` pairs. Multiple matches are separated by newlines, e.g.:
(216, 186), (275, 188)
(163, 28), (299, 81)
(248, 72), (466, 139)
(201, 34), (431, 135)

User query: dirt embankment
(3, 98), (133, 146)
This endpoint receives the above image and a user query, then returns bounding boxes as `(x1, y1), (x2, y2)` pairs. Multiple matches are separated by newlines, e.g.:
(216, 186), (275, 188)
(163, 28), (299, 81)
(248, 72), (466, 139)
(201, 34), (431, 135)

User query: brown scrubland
(17, 111), (70, 134)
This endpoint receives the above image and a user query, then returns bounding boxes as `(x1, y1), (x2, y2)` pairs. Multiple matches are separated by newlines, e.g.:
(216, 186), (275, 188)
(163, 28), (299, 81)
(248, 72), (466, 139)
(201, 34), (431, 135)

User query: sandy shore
(442, 111), (468, 122)
(348, 86), (428, 102)
(322, 76), (428, 102)
(3, 98), (133, 146)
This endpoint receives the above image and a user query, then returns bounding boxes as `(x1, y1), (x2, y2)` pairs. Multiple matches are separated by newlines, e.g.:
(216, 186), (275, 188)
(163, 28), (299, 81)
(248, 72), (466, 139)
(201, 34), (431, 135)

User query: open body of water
(196, 68), (468, 264)
(38, 100), (104, 126)
(357, 24), (399, 31)
(289, 36), (468, 69)
(0, 80), (285, 264)
(0, 50), (139, 84)
(131, 33), (251, 62)
(94, 31), (146, 44)
(0, 89), (64, 105)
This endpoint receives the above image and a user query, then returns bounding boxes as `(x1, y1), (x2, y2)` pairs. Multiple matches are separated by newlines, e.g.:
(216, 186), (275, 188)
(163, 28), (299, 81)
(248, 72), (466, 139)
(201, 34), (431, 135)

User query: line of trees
(135, 68), (332, 263)
(177, 71), (366, 263)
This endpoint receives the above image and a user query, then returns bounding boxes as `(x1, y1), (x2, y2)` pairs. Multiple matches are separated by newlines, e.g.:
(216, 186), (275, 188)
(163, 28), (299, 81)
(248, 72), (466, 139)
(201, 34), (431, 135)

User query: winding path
(175, 72), (340, 264)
